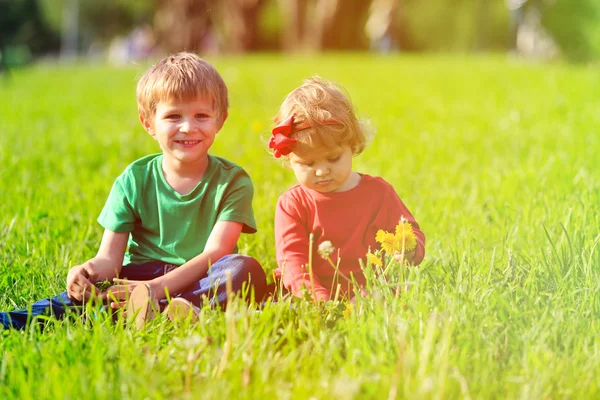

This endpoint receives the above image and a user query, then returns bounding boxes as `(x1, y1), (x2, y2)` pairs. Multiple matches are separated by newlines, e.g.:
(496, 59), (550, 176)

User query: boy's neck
(161, 155), (210, 194)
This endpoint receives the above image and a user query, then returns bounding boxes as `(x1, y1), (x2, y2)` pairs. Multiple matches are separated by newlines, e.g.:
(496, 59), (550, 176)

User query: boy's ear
(217, 111), (228, 132)
(139, 113), (154, 136)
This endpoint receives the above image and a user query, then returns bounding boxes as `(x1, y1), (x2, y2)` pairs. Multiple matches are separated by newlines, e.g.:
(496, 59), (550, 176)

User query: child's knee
(221, 254), (264, 278)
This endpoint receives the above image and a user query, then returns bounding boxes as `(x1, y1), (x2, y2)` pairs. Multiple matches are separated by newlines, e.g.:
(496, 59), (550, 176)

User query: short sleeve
(217, 170), (257, 234)
(97, 173), (137, 233)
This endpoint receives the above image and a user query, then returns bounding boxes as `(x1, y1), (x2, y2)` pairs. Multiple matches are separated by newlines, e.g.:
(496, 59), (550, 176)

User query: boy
(1, 52), (267, 330)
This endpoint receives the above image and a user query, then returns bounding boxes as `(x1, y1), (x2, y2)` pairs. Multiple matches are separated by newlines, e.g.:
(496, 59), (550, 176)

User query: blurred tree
(277, 0), (309, 51)
(537, 0), (600, 61)
(39, 0), (153, 51)
(221, 0), (266, 52)
(5, 0), (598, 61)
(278, 0), (370, 51)
(0, 0), (22, 69)
(155, 0), (267, 53)
(366, 0), (416, 52)
(0, 0), (58, 62)
(400, 0), (600, 60)
(403, 0), (510, 52)
(506, 0), (527, 50)
(320, 0), (371, 50)
(154, 0), (214, 53)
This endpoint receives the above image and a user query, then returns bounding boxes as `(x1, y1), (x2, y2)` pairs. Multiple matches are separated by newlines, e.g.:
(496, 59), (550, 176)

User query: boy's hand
(66, 263), (100, 302)
(105, 279), (154, 309)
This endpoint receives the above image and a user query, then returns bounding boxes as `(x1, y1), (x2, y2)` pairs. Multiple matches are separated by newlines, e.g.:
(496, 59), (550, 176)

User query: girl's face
(288, 144), (358, 193)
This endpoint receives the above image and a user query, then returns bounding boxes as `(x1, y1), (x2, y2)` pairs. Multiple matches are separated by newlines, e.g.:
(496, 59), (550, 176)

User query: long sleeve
(275, 194), (330, 300)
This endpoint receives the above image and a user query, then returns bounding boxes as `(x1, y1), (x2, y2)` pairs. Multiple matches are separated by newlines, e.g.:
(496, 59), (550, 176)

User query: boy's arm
(66, 229), (128, 302)
(149, 220), (243, 300)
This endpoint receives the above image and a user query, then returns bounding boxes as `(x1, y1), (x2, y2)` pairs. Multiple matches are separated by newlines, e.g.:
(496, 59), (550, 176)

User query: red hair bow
(269, 115), (299, 158)
(268, 115), (341, 158)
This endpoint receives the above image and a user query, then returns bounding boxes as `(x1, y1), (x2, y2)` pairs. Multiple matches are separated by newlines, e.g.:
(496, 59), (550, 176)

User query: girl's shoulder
(357, 174), (395, 193)
(277, 183), (305, 202)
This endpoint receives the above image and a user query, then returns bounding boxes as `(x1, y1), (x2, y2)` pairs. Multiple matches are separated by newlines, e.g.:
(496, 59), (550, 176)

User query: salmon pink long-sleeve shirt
(274, 174), (425, 300)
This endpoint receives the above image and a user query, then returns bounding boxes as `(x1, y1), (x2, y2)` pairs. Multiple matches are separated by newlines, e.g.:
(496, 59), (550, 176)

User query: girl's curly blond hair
(273, 76), (370, 155)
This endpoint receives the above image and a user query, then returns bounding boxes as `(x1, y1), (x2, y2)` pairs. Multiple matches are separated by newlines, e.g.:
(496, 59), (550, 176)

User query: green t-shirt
(98, 154), (256, 266)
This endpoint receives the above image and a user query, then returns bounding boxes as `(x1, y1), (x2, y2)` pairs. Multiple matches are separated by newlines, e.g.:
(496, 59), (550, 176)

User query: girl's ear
(140, 113), (154, 136)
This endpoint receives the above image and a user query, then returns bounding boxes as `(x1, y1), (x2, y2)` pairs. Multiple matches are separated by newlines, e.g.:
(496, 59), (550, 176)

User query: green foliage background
(540, 0), (600, 61)
(3, 0), (600, 60)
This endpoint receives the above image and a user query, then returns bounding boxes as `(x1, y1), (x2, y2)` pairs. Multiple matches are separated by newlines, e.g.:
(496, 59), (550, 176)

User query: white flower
(318, 240), (335, 259)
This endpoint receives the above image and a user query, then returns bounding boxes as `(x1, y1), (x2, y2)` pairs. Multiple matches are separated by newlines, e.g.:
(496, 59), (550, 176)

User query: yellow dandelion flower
(343, 303), (353, 320)
(379, 232), (397, 254)
(367, 253), (382, 267)
(375, 229), (387, 244)
(394, 221), (417, 252)
(376, 229), (397, 253)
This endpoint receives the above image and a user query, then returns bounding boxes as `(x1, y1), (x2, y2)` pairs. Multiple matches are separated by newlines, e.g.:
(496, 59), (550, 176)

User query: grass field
(1, 54), (600, 399)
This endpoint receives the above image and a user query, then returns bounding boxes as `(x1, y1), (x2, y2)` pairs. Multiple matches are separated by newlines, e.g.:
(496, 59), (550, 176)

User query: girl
(270, 77), (425, 301)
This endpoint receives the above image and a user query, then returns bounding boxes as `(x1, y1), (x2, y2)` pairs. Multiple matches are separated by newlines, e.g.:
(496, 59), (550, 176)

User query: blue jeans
(0, 254), (266, 330)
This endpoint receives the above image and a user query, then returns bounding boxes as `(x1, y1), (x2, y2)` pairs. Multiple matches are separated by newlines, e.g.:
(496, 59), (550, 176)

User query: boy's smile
(175, 140), (201, 147)
(141, 96), (226, 167)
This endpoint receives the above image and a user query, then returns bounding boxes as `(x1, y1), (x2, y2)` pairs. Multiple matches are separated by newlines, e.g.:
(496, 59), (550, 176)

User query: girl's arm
(275, 198), (330, 301)
(67, 229), (128, 302)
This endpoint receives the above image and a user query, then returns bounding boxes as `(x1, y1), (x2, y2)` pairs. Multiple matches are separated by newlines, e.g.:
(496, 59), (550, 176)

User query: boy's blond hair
(273, 76), (368, 155)
(137, 52), (228, 123)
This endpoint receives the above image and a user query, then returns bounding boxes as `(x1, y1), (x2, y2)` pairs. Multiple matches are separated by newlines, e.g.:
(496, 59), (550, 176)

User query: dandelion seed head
(179, 335), (203, 349)
(318, 240), (335, 259)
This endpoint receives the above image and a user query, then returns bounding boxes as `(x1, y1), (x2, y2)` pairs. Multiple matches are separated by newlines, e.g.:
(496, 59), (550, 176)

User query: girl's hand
(105, 279), (146, 309)
(350, 288), (368, 303)
(393, 249), (416, 264)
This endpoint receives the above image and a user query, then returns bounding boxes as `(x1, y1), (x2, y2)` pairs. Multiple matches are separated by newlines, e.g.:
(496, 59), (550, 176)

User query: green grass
(1, 54), (600, 399)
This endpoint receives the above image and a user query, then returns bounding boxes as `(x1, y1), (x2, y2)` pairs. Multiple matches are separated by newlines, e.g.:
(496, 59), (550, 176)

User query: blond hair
(137, 52), (228, 123)
(273, 76), (368, 155)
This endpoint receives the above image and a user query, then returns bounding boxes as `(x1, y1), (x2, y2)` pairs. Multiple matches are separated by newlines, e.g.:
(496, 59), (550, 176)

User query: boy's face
(140, 95), (226, 165)
(288, 144), (355, 193)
